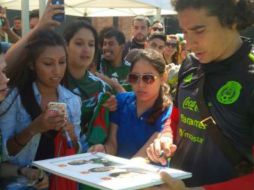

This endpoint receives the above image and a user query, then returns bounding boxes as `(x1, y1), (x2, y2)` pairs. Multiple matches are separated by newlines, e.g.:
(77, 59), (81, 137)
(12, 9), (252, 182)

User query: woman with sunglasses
(163, 35), (181, 65)
(163, 35), (181, 101)
(89, 49), (172, 159)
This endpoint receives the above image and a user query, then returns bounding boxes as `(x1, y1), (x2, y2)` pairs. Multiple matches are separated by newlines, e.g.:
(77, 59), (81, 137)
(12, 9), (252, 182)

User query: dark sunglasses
(166, 42), (177, 48)
(127, 73), (158, 85)
(152, 27), (163, 32)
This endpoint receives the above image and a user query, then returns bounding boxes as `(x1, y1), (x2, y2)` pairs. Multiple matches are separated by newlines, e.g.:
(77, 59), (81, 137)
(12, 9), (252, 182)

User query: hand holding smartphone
(51, 0), (65, 23)
(47, 102), (73, 148)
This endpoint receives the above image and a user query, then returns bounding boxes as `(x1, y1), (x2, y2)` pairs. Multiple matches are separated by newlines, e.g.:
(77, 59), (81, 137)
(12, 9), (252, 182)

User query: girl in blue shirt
(90, 49), (172, 158)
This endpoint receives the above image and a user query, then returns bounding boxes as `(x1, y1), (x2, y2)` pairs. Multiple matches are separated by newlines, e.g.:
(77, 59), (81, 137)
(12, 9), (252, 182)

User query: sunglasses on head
(166, 42), (177, 48)
(127, 73), (158, 85)
(152, 27), (163, 32)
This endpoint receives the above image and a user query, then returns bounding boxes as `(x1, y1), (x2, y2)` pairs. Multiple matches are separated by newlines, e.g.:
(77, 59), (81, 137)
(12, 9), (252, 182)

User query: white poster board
(33, 152), (192, 190)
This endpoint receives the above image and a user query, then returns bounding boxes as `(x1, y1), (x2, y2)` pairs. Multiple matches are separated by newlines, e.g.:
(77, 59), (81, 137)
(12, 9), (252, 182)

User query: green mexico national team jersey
(99, 58), (132, 91)
(171, 41), (254, 187)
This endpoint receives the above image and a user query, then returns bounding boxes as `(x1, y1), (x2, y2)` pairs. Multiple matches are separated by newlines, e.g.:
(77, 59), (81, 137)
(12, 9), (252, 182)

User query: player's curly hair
(171, 0), (254, 30)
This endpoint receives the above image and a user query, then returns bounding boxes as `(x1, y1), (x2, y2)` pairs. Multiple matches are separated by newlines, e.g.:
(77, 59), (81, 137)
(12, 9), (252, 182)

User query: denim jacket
(0, 83), (81, 166)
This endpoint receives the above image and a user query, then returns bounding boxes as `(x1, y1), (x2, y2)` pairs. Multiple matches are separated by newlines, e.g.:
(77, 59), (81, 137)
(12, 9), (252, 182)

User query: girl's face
(34, 46), (66, 89)
(129, 59), (163, 104)
(67, 28), (95, 70)
(164, 39), (177, 59)
(0, 54), (9, 101)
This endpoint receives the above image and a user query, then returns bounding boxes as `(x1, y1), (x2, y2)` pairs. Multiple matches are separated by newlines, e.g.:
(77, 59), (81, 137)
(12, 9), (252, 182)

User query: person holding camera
(0, 5), (20, 44)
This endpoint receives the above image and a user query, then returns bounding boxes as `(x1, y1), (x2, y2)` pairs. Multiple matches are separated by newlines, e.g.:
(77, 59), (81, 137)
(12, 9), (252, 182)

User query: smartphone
(48, 102), (67, 116)
(51, 0), (65, 23)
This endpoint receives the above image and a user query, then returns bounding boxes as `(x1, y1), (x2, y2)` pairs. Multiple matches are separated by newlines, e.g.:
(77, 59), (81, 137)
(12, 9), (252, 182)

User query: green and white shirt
(68, 71), (112, 129)
(99, 58), (131, 91)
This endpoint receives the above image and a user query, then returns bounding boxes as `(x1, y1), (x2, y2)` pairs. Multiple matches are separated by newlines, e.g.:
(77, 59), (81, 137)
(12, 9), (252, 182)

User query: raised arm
(0, 15), (20, 43)
(4, 0), (63, 67)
